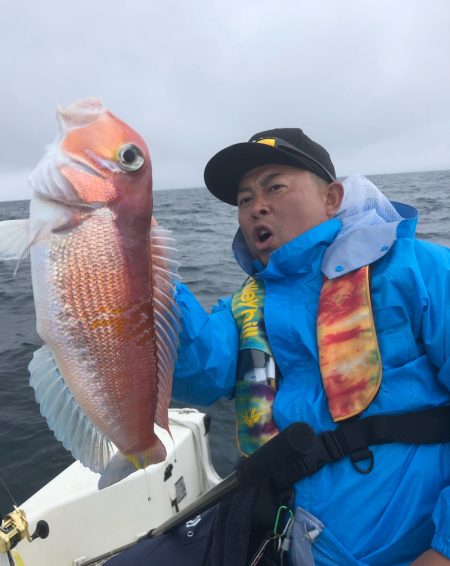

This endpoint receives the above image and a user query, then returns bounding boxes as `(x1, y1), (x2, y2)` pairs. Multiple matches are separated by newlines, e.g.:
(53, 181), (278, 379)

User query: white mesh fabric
(337, 174), (402, 226)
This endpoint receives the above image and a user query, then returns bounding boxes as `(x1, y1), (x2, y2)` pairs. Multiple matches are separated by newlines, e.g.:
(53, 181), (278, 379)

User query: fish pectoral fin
(0, 209), (73, 268)
(28, 345), (114, 473)
(0, 219), (30, 261)
(98, 436), (167, 490)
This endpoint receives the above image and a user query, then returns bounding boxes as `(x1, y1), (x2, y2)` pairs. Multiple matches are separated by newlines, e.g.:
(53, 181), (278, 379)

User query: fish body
(0, 99), (180, 481)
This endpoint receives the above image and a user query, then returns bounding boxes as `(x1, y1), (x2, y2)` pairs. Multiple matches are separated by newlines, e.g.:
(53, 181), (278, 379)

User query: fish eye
(117, 144), (145, 172)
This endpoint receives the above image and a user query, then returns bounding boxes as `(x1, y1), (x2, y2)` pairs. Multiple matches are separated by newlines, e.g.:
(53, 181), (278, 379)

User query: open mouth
(254, 226), (273, 244)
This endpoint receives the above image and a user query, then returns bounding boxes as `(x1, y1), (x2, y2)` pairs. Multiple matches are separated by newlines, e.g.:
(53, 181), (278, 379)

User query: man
(172, 129), (450, 565)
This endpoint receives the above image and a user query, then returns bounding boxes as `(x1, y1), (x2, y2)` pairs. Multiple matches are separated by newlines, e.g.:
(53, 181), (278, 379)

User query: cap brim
(204, 142), (329, 205)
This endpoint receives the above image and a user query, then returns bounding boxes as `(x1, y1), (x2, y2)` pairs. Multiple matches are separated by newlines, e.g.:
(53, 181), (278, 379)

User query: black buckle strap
(236, 406), (450, 490)
(315, 430), (375, 475)
(320, 430), (345, 461)
(349, 449), (374, 474)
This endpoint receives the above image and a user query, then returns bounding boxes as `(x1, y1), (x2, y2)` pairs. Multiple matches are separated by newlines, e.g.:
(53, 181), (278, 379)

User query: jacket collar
(233, 217), (342, 278)
(232, 201), (418, 279)
(322, 201), (417, 279)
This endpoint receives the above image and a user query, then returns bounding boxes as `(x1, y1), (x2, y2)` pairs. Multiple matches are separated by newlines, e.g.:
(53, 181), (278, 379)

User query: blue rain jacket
(172, 201), (450, 565)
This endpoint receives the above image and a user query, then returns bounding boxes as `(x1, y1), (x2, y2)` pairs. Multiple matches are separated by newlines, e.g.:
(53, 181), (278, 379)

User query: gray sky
(1, 0), (449, 201)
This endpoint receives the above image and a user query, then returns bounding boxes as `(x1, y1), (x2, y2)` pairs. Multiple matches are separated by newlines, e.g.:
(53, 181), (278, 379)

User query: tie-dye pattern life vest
(231, 266), (381, 455)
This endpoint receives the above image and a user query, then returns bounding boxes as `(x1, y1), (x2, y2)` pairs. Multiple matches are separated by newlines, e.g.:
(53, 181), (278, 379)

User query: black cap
(204, 128), (336, 205)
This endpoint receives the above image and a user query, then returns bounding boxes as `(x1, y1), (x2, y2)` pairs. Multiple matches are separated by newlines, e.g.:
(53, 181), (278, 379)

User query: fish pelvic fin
(98, 435), (166, 489)
(28, 345), (114, 473)
(0, 219), (30, 269)
(151, 225), (182, 436)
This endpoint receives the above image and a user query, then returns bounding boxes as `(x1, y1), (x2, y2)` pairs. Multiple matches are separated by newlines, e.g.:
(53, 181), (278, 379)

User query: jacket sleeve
(415, 241), (450, 557)
(418, 240), (450, 391)
(171, 282), (239, 406)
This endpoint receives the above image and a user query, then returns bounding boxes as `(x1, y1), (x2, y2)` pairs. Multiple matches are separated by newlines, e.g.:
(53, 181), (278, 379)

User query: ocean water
(0, 170), (449, 515)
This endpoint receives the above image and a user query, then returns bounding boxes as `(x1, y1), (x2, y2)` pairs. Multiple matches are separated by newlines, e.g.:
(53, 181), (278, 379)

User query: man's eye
(269, 184), (283, 192)
(238, 196), (251, 207)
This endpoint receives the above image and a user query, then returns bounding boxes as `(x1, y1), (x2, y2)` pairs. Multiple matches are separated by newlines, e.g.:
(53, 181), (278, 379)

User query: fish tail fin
(126, 436), (167, 470)
(98, 435), (166, 490)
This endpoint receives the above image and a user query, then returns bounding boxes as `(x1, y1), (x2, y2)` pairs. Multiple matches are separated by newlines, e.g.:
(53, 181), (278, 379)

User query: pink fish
(0, 98), (180, 484)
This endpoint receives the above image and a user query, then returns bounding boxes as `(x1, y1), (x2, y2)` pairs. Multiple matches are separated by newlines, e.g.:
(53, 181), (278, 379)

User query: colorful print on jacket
(231, 277), (279, 455)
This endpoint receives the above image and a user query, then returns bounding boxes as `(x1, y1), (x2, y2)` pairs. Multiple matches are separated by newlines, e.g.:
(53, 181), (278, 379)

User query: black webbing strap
(146, 406), (450, 542)
(236, 405), (450, 489)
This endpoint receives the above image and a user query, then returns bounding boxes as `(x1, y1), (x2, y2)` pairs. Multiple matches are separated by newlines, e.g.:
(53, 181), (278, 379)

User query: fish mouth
(57, 98), (107, 132)
(67, 153), (113, 179)
(57, 98), (123, 177)
(28, 141), (107, 209)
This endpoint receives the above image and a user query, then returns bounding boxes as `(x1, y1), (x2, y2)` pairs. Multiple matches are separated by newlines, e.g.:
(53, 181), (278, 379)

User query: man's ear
(325, 181), (344, 218)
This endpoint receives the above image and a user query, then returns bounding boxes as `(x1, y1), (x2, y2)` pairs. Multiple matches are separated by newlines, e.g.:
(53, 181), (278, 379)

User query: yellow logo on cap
(255, 138), (276, 147)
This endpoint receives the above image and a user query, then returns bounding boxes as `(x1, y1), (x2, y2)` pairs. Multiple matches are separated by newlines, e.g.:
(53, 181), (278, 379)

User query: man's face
(237, 164), (339, 266)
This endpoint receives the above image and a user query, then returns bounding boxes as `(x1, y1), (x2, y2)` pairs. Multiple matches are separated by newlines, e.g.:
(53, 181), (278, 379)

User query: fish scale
(37, 209), (158, 454)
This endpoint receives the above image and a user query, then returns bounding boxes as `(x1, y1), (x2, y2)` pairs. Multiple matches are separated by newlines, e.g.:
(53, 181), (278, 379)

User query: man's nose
(251, 195), (269, 217)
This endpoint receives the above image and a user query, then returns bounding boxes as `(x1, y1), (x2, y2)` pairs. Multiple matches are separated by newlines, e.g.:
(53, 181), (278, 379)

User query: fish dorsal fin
(150, 226), (182, 434)
(0, 219), (30, 260)
(28, 345), (114, 472)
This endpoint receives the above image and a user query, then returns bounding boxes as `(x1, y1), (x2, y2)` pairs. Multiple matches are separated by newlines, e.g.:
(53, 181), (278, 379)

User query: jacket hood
(232, 174), (418, 278)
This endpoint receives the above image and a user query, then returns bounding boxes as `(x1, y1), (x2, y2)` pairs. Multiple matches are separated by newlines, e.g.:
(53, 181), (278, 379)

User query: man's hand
(411, 549), (450, 565)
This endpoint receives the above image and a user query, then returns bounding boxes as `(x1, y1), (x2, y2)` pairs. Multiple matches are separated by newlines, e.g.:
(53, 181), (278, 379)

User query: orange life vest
(232, 266), (381, 455)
